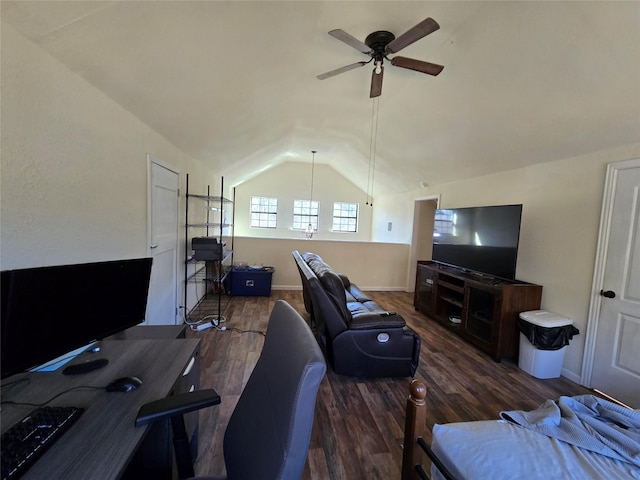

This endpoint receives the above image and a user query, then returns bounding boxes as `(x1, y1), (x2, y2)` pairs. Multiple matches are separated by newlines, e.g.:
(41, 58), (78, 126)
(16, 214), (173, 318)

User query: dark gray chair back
(223, 300), (326, 480)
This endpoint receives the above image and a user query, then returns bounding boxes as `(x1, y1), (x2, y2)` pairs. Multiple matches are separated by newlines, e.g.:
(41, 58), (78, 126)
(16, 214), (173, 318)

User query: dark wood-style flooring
(187, 290), (593, 479)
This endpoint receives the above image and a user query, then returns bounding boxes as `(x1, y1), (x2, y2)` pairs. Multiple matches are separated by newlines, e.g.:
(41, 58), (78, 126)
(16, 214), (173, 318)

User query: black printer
(191, 237), (227, 260)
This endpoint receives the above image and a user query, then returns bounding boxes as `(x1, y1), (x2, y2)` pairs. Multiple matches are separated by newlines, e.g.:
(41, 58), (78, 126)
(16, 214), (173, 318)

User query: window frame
(332, 202), (359, 233)
(250, 196), (278, 229)
(292, 199), (319, 231)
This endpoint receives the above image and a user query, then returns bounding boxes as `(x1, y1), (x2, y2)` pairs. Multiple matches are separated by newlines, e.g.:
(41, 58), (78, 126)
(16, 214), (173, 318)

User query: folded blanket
(500, 395), (640, 467)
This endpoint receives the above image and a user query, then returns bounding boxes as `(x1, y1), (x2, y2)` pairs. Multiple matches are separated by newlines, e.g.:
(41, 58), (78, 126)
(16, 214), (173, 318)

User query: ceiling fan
(317, 17), (444, 98)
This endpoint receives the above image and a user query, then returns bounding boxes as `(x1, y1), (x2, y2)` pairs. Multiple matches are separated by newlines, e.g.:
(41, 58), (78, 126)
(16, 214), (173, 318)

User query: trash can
(518, 310), (579, 379)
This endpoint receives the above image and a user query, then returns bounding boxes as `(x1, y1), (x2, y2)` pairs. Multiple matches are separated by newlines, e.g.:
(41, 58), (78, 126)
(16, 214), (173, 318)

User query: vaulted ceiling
(3, 1), (639, 194)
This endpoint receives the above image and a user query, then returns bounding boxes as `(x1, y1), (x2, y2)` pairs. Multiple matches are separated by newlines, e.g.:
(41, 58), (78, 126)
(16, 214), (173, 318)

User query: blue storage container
(229, 267), (274, 296)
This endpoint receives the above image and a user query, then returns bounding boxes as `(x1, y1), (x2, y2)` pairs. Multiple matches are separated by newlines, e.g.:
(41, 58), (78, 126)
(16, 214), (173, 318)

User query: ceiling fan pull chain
(370, 97), (380, 207)
(366, 98), (376, 205)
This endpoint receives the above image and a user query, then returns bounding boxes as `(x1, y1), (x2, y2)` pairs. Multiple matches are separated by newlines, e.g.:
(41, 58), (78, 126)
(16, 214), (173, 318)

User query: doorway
(582, 158), (640, 408)
(408, 196), (439, 292)
(146, 156), (180, 325)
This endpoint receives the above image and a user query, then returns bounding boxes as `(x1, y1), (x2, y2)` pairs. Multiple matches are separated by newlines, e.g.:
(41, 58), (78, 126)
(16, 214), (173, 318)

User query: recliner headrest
(338, 273), (351, 289)
(301, 252), (322, 263)
(317, 269), (351, 322)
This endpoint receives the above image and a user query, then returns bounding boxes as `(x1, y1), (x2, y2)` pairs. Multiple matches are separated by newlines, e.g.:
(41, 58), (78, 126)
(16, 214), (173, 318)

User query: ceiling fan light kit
(318, 17), (444, 98)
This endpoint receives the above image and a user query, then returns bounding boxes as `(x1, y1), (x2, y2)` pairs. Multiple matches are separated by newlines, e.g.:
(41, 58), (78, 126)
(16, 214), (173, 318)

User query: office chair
(135, 300), (327, 480)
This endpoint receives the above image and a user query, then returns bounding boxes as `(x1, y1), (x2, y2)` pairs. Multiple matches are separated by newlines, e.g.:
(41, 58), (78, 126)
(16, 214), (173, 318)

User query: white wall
(371, 190), (416, 244)
(233, 161), (373, 242)
(232, 236), (409, 291)
(0, 23), (214, 287)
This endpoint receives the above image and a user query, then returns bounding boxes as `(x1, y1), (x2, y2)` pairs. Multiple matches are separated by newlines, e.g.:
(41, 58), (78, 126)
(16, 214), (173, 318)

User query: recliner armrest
(135, 389), (221, 427)
(350, 312), (406, 330)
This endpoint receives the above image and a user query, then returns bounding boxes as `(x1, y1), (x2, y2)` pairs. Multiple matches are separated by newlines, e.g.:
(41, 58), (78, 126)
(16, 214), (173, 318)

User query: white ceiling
(3, 1), (639, 193)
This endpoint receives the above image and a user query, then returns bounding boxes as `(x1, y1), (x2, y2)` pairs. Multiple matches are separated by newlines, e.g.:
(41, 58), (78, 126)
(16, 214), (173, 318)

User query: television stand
(414, 261), (542, 361)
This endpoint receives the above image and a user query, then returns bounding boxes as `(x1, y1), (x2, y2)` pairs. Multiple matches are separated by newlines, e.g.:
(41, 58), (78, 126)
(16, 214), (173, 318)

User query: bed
(401, 380), (640, 480)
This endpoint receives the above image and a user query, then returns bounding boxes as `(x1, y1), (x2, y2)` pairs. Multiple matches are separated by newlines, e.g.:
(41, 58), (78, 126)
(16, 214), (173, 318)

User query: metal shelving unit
(184, 174), (235, 323)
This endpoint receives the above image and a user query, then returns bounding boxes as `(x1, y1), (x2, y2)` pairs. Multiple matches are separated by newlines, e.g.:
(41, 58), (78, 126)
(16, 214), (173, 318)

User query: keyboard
(1, 406), (84, 480)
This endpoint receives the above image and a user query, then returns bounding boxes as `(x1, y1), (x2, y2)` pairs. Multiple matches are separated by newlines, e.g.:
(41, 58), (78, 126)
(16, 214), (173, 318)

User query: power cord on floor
(225, 327), (265, 336)
(183, 304), (265, 335)
(186, 314), (227, 331)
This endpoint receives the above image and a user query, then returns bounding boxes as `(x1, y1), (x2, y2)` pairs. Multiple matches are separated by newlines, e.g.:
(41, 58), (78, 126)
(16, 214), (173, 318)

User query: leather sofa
(292, 250), (421, 377)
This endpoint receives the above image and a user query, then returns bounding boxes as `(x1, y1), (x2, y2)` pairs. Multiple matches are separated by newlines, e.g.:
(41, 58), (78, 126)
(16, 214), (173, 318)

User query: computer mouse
(106, 376), (143, 392)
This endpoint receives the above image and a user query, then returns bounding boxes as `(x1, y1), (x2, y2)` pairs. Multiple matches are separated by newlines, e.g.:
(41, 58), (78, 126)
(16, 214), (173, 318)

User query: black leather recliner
(293, 250), (420, 378)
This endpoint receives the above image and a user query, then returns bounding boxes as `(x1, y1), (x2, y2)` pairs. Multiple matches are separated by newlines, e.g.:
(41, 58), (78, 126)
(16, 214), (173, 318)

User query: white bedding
(431, 420), (640, 480)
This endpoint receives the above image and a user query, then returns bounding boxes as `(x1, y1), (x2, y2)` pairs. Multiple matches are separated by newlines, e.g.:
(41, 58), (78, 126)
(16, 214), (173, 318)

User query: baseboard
(561, 368), (582, 384)
(271, 285), (302, 291)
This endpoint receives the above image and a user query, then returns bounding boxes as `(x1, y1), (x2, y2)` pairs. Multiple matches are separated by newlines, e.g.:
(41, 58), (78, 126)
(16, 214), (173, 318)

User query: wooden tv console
(414, 261), (542, 361)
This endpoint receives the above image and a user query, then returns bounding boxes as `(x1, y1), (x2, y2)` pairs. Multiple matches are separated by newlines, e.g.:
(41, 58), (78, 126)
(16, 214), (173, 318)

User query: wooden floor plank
(189, 290), (593, 479)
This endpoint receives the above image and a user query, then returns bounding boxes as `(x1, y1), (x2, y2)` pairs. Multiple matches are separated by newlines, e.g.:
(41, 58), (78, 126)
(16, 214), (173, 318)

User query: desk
(106, 324), (187, 340)
(1, 338), (200, 480)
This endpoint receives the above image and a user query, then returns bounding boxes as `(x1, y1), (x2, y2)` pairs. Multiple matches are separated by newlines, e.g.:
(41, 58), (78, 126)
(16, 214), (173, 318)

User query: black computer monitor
(1, 258), (153, 379)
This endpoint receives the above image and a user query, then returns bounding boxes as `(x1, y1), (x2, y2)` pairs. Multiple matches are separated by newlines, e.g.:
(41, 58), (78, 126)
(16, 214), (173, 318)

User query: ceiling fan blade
(385, 17), (440, 54)
(317, 61), (368, 80)
(391, 56), (444, 76)
(328, 29), (372, 54)
(370, 66), (383, 98)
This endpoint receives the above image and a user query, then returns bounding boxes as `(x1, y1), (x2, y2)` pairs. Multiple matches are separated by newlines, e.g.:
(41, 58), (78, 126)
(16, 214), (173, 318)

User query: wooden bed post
(401, 379), (427, 480)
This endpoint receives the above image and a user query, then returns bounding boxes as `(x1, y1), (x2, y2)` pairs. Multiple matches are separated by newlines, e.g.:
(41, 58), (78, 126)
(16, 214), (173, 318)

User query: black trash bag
(518, 318), (580, 351)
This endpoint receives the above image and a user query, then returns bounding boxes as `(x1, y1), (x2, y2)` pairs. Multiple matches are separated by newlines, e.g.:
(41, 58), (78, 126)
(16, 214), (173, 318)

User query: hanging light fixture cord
(305, 150), (317, 239)
(310, 150), (316, 203)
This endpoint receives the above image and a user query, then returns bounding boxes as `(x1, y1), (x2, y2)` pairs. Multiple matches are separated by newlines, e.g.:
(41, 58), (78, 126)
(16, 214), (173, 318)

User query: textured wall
(1, 23), (213, 274)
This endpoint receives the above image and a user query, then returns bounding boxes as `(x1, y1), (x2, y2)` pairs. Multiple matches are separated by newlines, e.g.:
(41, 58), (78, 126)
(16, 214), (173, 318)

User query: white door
(585, 159), (640, 408)
(146, 157), (180, 325)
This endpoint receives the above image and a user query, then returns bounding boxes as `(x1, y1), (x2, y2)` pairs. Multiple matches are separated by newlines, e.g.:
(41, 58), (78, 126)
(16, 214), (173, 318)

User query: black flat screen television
(1, 258), (153, 379)
(432, 204), (523, 281)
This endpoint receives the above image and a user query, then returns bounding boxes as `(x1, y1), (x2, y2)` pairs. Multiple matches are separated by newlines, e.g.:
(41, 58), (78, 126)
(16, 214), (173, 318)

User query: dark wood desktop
(1, 338), (201, 480)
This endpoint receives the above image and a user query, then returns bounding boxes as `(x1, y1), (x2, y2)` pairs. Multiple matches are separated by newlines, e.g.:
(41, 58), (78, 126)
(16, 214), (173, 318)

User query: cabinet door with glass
(463, 286), (497, 347)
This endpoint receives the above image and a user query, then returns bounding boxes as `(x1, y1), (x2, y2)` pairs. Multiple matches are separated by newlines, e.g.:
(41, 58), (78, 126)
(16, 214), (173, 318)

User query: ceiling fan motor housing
(365, 30), (396, 61)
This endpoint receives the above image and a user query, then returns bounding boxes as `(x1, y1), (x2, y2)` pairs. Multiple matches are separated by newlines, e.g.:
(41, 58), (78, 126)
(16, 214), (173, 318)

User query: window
(293, 200), (319, 230)
(250, 196), (277, 228)
(332, 202), (358, 232)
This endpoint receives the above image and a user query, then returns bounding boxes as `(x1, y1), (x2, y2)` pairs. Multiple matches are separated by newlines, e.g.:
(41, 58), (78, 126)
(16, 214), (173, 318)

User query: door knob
(150, 243), (159, 249)
(600, 290), (616, 298)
